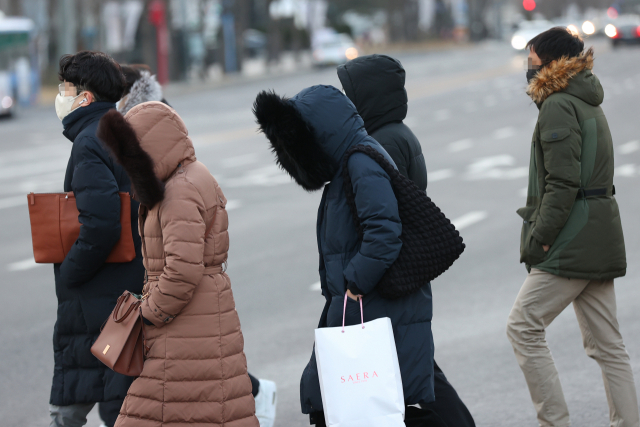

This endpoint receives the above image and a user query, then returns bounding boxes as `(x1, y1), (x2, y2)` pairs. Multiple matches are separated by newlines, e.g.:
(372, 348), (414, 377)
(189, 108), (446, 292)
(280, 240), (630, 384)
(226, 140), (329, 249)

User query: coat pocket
(517, 206), (546, 266)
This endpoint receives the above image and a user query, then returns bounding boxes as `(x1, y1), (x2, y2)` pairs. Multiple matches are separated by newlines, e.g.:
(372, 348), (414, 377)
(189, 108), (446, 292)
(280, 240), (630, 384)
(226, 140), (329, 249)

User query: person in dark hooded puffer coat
(254, 85), (436, 427)
(337, 54), (427, 190)
(50, 51), (145, 427)
(338, 54), (476, 427)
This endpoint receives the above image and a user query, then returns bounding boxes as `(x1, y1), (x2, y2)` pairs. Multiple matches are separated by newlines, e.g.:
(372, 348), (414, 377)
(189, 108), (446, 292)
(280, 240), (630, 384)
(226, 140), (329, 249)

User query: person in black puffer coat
(254, 85), (436, 427)
(338, 54), (476, 427)
(49, 52), (144, 427)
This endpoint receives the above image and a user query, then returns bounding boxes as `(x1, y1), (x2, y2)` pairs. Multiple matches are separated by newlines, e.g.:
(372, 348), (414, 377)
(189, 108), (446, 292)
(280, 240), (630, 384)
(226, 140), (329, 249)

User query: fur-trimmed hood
(98, 102), (196, 207)
(253, 85), (369, 191)
(118, 70), (163, 115)
(527, 48), (603, 106)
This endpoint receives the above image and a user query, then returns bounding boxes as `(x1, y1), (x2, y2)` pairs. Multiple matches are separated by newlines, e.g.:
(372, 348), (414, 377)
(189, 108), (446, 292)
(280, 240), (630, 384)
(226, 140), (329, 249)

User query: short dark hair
(526, 27), (585, 64)
(120, 64), (152, 96)
(58, 51), (126, 103)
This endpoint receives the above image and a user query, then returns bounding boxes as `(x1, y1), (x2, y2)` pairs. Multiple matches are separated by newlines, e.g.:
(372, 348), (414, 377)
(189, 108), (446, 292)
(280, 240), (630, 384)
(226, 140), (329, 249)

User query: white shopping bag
(315, 294), (405, 427)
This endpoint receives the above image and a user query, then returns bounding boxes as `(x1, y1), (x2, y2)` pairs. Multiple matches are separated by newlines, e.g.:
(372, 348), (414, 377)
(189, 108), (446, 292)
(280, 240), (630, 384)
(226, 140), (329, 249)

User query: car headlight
(605, 24), (618, 38)
(1, 96), (12, 109)
(511, 35), (527, 50)
(345, 47), (358, 60)
(567, 24), (579, 35)
(582, 21), (595, 35)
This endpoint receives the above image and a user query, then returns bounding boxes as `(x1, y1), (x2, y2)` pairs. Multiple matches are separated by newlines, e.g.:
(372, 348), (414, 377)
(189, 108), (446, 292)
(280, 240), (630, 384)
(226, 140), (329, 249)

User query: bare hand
(543, 245), (550, 252)
(347, 289), (361, 301)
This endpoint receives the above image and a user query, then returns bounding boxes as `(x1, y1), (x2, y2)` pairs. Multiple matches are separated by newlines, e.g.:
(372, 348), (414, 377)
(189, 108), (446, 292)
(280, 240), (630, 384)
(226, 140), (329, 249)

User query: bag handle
(113, 293), (141, 323)
(342, 293), (364, 333)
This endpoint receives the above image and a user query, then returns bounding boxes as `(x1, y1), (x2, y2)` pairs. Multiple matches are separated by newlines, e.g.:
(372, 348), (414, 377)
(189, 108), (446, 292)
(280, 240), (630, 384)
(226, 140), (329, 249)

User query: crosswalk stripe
(0, 195), (26, 211)
(452, 211), (488, 230)
(7, 258), (43, 272)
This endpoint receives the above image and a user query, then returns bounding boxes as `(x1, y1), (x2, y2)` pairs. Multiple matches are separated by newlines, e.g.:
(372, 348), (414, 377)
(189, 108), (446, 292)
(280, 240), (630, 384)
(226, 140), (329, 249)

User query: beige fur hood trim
(527, 48), (594, 104)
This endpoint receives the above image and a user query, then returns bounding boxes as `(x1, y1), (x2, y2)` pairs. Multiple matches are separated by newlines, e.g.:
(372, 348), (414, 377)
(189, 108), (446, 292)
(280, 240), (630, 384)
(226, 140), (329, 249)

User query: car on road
(511, 20), (555, 50)
(312, 33), (358, 67)
(0, 13), (38, 117)
(605, 15), (640, 46)
(0, 72), (13, 117)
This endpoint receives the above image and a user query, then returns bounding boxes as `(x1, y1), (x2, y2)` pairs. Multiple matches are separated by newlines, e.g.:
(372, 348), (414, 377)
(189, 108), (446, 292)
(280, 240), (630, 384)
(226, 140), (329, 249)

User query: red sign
(148, 0), (169, 85)
(523, 0), (536, 12)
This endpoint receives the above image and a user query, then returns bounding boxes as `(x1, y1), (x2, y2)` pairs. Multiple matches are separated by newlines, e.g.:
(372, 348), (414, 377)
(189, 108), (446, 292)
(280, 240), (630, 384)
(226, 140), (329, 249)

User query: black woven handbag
(343, 144), (465, 299)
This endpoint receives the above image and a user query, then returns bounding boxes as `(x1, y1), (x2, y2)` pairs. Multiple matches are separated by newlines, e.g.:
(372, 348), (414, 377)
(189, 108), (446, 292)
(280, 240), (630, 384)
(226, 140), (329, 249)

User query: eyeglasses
(58, 83), (79, 97)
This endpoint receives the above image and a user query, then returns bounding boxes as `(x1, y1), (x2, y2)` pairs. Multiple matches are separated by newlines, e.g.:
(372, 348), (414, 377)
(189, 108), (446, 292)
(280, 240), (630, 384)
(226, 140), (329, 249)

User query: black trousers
(311, 361), (475, 427)
(99, 400), (124, 427)
(419, 362), (476, 427)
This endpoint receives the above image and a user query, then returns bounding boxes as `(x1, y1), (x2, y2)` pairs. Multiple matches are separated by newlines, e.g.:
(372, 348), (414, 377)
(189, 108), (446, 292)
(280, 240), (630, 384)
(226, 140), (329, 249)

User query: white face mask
(55, 93), (84, 121)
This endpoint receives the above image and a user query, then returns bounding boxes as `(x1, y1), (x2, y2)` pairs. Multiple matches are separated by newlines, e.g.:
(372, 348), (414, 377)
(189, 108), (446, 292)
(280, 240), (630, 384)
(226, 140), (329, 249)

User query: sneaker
(254, 379), (277, 427)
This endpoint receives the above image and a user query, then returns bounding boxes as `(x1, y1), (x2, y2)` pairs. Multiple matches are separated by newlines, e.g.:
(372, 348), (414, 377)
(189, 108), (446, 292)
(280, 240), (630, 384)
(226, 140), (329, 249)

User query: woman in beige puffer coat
(97, 102), (258, 427)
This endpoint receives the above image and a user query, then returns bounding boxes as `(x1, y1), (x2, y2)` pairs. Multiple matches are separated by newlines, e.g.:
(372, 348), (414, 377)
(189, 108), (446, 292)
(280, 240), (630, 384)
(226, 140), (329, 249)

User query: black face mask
(526, 68), (540, 84)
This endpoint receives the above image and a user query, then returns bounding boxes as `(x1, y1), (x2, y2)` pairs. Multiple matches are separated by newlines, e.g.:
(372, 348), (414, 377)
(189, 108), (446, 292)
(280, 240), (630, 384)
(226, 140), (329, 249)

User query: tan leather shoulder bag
(27, 192), (136, 263)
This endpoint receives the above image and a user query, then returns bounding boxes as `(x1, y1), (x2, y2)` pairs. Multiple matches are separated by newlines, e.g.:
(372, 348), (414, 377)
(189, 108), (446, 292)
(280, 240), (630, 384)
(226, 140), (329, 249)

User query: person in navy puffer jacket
(254, 85), (437, 426)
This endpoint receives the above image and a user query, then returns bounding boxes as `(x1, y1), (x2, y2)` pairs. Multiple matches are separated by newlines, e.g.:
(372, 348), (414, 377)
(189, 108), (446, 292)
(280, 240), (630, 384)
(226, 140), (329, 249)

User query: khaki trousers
(507, 268), (639, 427)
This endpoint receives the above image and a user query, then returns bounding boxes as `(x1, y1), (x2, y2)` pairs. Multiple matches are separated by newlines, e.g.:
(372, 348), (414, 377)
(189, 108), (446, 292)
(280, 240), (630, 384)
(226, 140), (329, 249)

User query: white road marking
(0, 160), (65, 181)
(616, 164), (636, 177)
(429, 169), (454, 182)
(469, 155), (515, 172)
(493, 127), (516, 140)
(225, 165), (292, 188)
(619, 141), (639, 155)
(226, 200), (242, 211)
(222, 153), (260, 168)
(309, 281), (321, 291)
(0, 195), (26, 211)
(448, 139), (473, 153)
(452, 211), (488, 230)
(7, 258), (43, 272)
(466, 155), (528, 180)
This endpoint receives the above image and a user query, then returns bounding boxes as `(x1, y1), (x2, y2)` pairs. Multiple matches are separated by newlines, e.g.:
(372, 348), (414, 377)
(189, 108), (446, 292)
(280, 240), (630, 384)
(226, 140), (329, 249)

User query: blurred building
(0, 0), (626, 92)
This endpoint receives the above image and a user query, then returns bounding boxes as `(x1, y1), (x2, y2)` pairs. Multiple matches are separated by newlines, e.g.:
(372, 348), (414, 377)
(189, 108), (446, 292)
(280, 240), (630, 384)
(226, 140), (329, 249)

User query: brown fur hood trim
(97, 109), (165, 207)
(527, 48), (594, 104)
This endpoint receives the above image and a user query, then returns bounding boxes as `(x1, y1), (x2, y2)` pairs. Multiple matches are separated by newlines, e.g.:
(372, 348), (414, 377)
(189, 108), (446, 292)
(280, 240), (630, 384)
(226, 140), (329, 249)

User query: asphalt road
(2, 39), (640, 427)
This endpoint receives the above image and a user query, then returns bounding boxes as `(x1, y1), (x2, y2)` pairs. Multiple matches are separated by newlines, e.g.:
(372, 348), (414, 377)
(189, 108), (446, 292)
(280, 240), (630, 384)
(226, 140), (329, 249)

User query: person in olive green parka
(507, 28), (638, 427)
(518, 46), (625, 279)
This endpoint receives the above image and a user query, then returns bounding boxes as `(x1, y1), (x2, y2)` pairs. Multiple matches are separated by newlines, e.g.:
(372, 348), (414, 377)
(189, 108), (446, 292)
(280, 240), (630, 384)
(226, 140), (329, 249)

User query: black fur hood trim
(97, 109), (165, 207)
(253, 90), (338, 191)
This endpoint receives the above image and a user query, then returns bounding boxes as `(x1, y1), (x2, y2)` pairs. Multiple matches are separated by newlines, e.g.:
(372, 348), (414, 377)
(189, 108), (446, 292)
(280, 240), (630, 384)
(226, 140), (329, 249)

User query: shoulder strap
(342, 144), (399, 238)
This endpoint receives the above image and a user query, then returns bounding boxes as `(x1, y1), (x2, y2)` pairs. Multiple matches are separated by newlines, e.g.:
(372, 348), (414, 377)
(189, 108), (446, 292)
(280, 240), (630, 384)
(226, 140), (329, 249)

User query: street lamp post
(221, 0), (238, 73)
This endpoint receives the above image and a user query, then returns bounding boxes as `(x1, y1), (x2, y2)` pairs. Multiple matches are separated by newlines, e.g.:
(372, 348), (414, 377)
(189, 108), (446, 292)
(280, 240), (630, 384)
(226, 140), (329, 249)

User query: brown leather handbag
(91, 291), (147, 377)
(27, 192), (136, 263)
